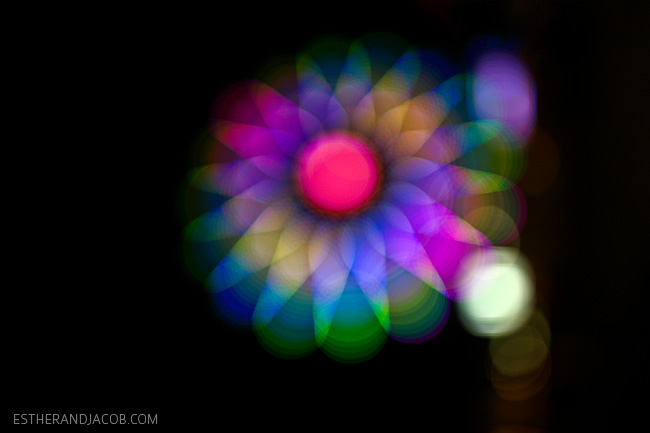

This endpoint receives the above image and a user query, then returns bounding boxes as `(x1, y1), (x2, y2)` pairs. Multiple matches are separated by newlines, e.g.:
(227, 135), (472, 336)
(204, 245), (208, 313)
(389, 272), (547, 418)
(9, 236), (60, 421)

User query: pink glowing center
(297, 132), (381, 216)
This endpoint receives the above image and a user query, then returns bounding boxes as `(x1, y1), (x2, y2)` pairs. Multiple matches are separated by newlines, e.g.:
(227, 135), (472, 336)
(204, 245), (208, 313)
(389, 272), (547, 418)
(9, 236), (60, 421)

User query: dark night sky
(9, 1), (648, 430)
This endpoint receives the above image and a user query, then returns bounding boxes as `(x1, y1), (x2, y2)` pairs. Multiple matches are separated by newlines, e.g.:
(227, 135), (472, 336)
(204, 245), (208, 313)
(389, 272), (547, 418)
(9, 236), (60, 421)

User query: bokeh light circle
(296, 132), (381, 217)
(456, 247), (534, 337)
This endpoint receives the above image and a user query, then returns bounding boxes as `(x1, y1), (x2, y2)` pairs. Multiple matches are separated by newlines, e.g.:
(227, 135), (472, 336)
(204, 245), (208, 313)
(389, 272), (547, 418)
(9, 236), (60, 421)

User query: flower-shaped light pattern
(181, 36), (536, 363)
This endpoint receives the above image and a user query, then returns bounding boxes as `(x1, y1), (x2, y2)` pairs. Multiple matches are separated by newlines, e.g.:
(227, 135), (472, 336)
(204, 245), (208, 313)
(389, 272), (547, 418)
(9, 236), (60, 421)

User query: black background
(10, 1), (648, 430)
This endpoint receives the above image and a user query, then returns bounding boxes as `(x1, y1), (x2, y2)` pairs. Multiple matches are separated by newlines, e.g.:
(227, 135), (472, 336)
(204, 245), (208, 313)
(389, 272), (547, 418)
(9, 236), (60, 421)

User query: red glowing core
(296, 132), (381, 217)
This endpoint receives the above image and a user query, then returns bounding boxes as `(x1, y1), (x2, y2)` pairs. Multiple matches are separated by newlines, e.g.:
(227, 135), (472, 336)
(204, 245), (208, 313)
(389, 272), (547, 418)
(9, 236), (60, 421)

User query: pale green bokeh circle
(457, 247), (534, 337)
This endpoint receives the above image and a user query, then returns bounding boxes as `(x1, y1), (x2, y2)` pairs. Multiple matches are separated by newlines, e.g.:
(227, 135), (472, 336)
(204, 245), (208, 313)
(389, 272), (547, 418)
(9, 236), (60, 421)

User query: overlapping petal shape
(181, 35), (536, 363)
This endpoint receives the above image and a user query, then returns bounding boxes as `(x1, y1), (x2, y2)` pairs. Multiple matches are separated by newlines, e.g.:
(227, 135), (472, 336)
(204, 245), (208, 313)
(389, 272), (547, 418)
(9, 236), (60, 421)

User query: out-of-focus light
(181, 35), (537, 362)
(457, 247), (534, 337)
(472, 49), (536, 141)
(488, 311), (552, 401)
(296, 132), (381, 217)
(490, 325), (547, 377)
